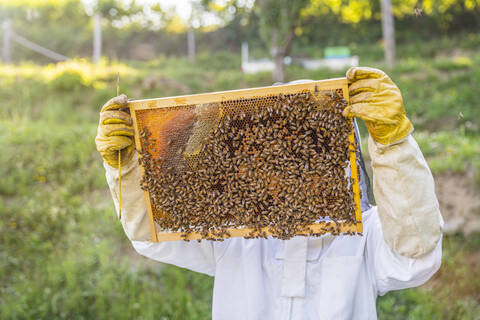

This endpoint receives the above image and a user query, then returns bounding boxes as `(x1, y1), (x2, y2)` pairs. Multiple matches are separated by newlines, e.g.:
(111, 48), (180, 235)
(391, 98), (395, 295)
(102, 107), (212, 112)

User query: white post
(93, 12), (102, 63)
(2, 19), (12, 64)
(241, 42), (249, 64)
(381, 0), (395, 67)
(187, 28), (195, 63)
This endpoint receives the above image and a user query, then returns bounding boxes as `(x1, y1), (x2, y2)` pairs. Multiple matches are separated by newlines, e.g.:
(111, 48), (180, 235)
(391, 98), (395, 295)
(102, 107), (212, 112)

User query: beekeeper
(95, 67), (443, 320)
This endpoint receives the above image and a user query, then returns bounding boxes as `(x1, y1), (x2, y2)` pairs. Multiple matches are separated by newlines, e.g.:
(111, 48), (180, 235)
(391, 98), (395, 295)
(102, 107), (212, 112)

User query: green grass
(1, 36), (479, 318)
(377, 233), (480, 320)
(415, 130), (480, 175)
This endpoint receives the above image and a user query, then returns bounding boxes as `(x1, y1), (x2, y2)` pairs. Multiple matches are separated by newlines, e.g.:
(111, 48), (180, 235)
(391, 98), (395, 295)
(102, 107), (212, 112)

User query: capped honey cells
(137, 91), (360, 240)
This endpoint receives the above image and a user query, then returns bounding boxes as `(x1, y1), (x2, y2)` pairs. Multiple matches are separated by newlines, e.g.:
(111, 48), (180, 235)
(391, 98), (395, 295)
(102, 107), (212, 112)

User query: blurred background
(0, 0), (479, 319)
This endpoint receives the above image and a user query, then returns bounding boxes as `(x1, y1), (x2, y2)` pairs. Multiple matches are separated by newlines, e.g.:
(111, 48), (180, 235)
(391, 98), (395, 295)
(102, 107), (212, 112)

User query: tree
(255, 0), (310, 82)
(304, 0), (480, 65)
(381, 0), (395, 67)
(85, 0), (144, 62)
(187, 1), (204, 63)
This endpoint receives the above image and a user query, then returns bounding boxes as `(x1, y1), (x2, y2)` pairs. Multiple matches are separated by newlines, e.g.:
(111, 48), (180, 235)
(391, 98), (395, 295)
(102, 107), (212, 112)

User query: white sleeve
(131, 240), (219, 276)
(104, 154), (223, 276)
(364, 208), (442, 296)
(105, 153), (152, 241)
(368, 134), (444, 259)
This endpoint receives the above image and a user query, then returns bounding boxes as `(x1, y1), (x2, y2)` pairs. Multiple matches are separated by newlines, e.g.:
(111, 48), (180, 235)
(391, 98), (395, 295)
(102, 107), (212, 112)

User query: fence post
(187, 28), (195, 63)
(93, 12), (102, 63)
(2, 19), (12, 64)
(241, 42), (249, 64)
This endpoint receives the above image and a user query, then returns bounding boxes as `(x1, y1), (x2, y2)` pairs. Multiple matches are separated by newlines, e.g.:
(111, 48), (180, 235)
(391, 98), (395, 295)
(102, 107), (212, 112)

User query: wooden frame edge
(128, 78), (347, 110)
(343, 84), (363, 234)
(129, 102), (159, 242)
(129, 78), (363, 242)
(156, 221), (358, 242)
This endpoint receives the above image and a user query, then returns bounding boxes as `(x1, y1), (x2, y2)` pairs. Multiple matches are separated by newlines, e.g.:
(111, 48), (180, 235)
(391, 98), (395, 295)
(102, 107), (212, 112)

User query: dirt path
(435, 172), (480, 234)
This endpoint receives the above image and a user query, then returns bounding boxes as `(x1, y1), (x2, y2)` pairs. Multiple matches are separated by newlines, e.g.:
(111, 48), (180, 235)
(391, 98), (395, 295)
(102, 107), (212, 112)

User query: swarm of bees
(138, 91), (359, 240)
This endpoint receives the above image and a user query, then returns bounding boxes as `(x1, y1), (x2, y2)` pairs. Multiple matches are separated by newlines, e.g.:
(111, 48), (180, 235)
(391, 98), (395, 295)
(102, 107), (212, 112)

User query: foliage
(2, 0), (480, 63)
(255, 0), (310, 46)
(303, 0), (480, 24)
(0, 65), (213, 319)
(414, 130), (480, 173)
(303, 0), (376, 24)
(253, 0), (311, 81)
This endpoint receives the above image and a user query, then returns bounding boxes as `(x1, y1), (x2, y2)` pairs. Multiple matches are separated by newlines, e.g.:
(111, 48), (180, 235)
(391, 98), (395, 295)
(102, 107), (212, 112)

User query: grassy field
(1, 35), (479, 319)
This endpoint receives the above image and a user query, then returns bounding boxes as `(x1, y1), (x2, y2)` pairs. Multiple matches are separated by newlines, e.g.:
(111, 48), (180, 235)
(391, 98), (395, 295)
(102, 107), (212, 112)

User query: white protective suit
(104, 130), (443, 320)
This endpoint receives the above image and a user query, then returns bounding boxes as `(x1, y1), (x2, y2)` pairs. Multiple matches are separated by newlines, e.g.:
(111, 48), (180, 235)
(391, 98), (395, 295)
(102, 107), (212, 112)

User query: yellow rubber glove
(343, 67), (413, 145)
(95, 94), (135, 167)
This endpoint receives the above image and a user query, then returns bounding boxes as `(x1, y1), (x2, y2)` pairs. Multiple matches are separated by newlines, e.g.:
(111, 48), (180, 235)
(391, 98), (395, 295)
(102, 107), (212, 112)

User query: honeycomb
(133, 86), (361, 241)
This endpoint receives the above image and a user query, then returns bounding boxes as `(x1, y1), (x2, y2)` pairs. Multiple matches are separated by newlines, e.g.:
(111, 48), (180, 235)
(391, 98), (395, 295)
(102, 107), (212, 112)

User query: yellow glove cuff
(366, 116), (413, 145)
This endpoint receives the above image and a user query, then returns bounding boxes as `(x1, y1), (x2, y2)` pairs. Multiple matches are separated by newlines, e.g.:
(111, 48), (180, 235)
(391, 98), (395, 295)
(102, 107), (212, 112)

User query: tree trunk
(93, 12), (102, 64)
(2, 19), (12, 64)
(381, 0), (395, 67)
(272, 47), (285, 83)
(271, 30), (285, 82)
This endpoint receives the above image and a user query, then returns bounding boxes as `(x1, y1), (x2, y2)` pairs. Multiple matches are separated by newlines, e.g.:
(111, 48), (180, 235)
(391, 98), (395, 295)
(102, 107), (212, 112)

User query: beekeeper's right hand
(95, 94), (135, 167)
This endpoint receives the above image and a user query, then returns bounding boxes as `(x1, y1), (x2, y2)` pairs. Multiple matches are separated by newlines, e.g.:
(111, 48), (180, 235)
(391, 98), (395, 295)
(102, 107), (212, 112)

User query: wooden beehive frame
(128, 77), (362, 242)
